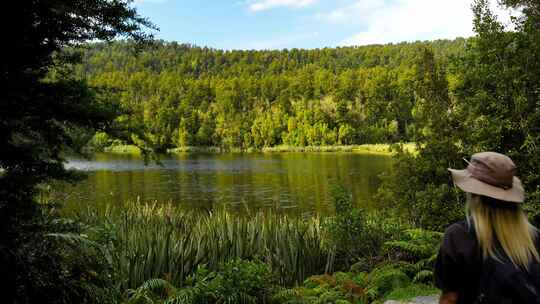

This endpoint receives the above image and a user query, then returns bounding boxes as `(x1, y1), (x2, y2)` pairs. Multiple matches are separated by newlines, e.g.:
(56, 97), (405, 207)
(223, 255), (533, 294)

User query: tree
(453, 0), (540, 223)
(1, 1), (154, 302)
(376, 48), (463, 230)
(377, 0), (540, 229)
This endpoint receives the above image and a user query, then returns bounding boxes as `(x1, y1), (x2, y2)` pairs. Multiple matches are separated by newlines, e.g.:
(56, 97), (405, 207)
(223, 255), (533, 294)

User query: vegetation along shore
(4, 0), (540, 303)
(99, 143), (416, 155)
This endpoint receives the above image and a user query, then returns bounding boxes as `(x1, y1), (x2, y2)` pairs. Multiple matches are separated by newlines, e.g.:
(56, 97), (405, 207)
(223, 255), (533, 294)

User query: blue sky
(134, 0), (511, 50)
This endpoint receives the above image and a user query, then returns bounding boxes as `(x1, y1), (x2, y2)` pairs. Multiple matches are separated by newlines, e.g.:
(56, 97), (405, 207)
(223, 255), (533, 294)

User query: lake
(60, 152), (393, 215)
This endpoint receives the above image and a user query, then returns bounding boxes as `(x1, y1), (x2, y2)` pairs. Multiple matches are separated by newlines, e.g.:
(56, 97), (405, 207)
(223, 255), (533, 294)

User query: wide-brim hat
(448, 152), (524, 203)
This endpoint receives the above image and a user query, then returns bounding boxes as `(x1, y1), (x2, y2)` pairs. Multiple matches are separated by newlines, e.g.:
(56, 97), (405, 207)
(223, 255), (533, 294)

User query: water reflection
(61, 152), (393, 215)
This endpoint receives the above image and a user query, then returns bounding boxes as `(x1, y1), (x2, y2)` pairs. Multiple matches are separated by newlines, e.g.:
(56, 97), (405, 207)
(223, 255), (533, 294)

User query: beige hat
(448, 152), (525, 203)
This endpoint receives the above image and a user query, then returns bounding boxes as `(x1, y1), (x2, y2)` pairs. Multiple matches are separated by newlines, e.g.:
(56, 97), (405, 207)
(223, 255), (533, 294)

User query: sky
(133, 0), (514, 50)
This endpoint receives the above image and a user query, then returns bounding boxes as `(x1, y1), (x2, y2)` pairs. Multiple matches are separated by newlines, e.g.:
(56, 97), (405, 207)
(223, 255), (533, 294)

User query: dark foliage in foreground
(1, 1), (153, 302)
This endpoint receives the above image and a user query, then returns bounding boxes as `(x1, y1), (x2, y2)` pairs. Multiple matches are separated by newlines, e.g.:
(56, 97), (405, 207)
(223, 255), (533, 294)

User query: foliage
(127, 259), (274, 304)
(324, 184), (366, 267)
(377, 0), (540, 230)
(453, 0), (540, 224)
(87, 132), (113, 152)
(374, 46), (465, 230)
(384, 229), (443, 261)
(13, 208), (120, 304)
(324, 184), (403, 270)
(65, 189), (438, 303)
(272, 272), (367, 304)
(384, 284), (439, 301)
(331, 228), (441, 302)
(74, 39), (468, 152)
(378, 228), (442, 287)
(273, 244), (439, 304)
(294, 203), (443, 303)
(366, 264), (411, 298)
(75, 201), (329, 289)
(2, 1), (153, 303)
(259, 144), (413, 154)
(67, 191), (434, 303)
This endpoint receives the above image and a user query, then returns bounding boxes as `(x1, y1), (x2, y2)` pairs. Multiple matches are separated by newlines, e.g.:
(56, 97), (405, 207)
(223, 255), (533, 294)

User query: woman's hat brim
(448, 168), (525, 203)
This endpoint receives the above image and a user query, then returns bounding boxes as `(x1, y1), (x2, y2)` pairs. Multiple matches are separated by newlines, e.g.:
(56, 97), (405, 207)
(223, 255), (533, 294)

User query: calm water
(60, 152), (393, 215)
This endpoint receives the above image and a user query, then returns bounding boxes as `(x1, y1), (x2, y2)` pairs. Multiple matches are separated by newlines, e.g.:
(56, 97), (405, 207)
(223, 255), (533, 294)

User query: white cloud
(317, 0), (516, 46)
(248, 0), (316, 12)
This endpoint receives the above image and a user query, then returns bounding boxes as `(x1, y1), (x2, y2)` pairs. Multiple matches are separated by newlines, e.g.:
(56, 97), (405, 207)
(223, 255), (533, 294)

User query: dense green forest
(5, 0), (540, 302)
(76, 39), (467, 151)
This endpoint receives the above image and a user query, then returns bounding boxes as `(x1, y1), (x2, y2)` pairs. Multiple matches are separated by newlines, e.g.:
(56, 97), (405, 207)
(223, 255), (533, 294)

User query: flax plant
(76, 201), (329, 290)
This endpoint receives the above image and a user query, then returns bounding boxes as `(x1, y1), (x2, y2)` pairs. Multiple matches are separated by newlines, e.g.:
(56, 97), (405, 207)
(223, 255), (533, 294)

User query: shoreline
(100, 143), (416, 155)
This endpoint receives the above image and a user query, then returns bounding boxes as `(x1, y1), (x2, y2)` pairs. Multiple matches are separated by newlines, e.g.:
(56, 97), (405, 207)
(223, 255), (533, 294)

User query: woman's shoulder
(444, 220), (475, 239)
(441, 220), (478, 256)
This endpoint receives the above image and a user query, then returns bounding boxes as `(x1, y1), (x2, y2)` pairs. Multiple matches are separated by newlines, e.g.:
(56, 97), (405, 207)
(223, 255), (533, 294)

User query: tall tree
(1, 1), (153, 302)
(377, 0), (540, 229)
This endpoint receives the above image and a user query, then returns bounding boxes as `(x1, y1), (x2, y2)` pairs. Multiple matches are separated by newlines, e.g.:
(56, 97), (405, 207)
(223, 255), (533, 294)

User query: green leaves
(76, 201), (329, 289)
(127, 260), (273, 304)
(74, 39), (470, 152)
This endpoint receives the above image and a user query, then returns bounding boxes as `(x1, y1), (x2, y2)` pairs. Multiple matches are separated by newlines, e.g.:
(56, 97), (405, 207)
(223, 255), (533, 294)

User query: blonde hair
(467, 193), (539, 269)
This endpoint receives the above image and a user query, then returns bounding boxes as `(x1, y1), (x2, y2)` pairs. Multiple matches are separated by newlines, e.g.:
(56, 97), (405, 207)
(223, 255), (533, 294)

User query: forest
(77, 39), (466, 151)
(4, 0), (540, 303)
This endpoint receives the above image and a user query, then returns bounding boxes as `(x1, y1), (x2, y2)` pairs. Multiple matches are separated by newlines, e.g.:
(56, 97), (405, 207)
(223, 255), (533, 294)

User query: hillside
(76, 39), (467, 151)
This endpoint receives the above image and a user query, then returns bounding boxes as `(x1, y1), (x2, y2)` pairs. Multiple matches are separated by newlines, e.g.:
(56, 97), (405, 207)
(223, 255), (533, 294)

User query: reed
(76, 201), (329, 290)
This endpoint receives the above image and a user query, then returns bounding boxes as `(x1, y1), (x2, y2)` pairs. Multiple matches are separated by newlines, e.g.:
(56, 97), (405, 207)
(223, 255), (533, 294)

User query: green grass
(352, 143), (416, 155)
(168, 146), (258, 153)
(75, 201), (329, 290)
(261, 143), (416, 155)
(101, 143), (417, 155)
(261, 145), (358, 153)
(168, 144), (416, 154)
(103, 144), (141, 154)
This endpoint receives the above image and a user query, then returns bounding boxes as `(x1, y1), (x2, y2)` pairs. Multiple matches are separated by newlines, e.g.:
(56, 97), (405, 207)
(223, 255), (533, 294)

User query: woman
(434, 152), (540, 304)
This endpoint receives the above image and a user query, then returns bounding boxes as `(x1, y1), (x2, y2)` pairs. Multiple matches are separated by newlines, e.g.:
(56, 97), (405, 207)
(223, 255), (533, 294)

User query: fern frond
(45, 232), (98, 247)
(137, 278), (171, 293)
(413, 270), (434, 283)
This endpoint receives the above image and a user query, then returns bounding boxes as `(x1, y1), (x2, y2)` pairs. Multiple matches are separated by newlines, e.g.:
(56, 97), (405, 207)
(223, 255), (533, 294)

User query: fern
(127, 278), (173, 304)
(138, 278), (171, 293)
(384, 229), (442, 261)
(413, 270), (434, 284)
(45, 232), (98, 248)
(271, 287), (303, 303)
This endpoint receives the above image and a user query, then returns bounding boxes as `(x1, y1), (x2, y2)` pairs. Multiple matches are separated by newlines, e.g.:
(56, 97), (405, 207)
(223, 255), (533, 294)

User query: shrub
(367, 265), (410, 298)
(75, 202), (328, 289)
(384, 229), (442, 261)
(187, 259), (274, 303)
(273, 271), (369, 304)
(324, 184), (403, 269)
(87, 132), (112, 152)
(128, 259), (274, 304)
(13, 210), (119, 304)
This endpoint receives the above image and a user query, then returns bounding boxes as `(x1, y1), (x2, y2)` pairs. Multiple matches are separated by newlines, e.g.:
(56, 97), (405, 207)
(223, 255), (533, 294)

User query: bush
(324, 184), (366, 267)
(367, 265), (411, 298)
(87, 132), (111, 152)
(273, 272), (366, 304)
(13, 210), (119, 304)
(188, 259), (274, 303)
(75, 202), (328, 289)
(128, 259), (274, 304)
(384, 229), (442, 261)
(324, 184), (403, 269)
